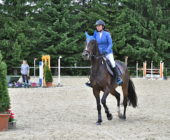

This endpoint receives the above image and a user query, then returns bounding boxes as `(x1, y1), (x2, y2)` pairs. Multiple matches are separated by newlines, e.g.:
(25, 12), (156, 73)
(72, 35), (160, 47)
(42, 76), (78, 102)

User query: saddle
(102, 57), (123, 76)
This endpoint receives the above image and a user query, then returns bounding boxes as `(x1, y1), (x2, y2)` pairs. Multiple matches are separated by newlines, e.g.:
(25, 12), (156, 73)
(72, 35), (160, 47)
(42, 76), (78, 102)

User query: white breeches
(105, 53), (116, 68)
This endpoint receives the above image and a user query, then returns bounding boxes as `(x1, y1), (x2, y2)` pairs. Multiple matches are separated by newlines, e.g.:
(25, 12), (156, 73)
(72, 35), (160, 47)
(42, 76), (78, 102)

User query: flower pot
(0, 114), (10, 131)
(46, 82), (52, 87)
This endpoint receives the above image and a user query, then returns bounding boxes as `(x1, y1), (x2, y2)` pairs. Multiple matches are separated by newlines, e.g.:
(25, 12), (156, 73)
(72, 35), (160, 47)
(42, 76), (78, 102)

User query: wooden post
(143, 61), (147, 78)
(160, 61), (164, 79)
(162, 62), (164, 78)
(125, 56), (128, 66)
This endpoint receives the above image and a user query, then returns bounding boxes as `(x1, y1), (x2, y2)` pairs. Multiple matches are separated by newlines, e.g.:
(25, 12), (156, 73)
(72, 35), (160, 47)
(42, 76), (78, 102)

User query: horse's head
(82, 32), (98, 60)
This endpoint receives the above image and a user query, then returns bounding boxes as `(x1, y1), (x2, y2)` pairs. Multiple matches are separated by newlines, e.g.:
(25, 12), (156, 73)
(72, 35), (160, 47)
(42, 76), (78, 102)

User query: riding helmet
(95, 20), (105, 26)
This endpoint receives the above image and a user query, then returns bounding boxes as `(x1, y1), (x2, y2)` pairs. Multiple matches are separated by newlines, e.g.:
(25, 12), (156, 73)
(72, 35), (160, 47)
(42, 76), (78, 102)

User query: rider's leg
(85, 72), (92, 87)
(105, 53), (123, 85)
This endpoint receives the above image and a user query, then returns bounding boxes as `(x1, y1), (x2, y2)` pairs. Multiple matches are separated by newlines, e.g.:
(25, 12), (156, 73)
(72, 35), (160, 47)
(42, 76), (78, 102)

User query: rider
(86, 19), (123, 87)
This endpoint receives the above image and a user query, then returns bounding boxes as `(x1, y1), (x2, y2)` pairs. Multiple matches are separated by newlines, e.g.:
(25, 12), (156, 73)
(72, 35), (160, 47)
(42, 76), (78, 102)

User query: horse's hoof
(96, 120), (102, 125)
(107, 114), (113, 120)
(119, 114), (126, 120)
(96, 122), (101, 125)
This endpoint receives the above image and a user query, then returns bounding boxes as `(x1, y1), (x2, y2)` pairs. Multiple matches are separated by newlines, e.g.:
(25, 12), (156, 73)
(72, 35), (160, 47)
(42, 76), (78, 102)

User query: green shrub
(44, 64), (53, 83)
(0, 53), (10, 113)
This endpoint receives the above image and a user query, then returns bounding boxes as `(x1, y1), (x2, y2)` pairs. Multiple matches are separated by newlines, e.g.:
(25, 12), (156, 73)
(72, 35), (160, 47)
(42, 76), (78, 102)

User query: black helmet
(95, 20), (105, 26)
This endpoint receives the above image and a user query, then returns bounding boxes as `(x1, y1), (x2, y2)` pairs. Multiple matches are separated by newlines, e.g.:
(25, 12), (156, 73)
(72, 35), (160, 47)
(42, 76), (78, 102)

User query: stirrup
(85, 82), (92, 87)
(116, 77), (123, 85)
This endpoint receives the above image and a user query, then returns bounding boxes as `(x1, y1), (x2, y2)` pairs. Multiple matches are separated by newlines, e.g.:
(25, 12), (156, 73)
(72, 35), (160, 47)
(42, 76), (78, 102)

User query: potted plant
(44, 64), (53, 87)
(7, 109), (16, 129)
(0, 53), (11, 131)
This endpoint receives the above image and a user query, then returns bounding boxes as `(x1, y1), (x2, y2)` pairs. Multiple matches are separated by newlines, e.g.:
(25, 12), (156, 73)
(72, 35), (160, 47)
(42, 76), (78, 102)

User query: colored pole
(57, 56), (62, 86)
(39, 61), (43, 87)
(143, 61), (147, 78)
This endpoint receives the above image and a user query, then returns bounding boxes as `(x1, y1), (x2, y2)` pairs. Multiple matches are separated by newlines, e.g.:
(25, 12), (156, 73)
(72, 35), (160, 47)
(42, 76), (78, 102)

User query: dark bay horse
(82, 38), (137, 125)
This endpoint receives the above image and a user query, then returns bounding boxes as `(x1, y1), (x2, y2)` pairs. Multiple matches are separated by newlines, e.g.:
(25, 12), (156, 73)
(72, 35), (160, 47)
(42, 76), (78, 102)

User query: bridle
(83, 49), (103, 59)
(83, 40), (104, 59)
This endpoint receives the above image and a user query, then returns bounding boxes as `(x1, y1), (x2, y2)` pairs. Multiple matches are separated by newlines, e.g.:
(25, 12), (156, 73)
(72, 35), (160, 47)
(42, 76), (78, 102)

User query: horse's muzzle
(82, 51), (90, 60)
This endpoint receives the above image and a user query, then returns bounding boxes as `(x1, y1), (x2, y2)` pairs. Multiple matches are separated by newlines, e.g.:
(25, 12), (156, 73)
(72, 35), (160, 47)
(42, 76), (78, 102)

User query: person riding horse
(82, 24), (137, 124)
(86, 19), (123, 87)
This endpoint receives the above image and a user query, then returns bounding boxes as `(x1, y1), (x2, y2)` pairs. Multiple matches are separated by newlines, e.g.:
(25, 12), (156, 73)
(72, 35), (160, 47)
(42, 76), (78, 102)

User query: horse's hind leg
(115, 91), (122, 117)
(110, 89), (121, 118)
(93, 88), (102, 125)
(121, 96), (127, 120)
(101, 92), (113, 121)
(121, 85), (128, 120)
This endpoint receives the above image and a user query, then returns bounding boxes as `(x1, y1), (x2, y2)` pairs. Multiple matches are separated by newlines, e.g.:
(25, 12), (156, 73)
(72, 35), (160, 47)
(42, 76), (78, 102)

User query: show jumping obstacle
(136, 61), (164, 79)
(39, 55), (62, 87)
(39, 55), (51, 87)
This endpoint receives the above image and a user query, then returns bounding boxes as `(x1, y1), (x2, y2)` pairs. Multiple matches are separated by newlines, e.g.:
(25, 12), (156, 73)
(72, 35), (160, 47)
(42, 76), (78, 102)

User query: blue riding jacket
(93, 30), (113, 55)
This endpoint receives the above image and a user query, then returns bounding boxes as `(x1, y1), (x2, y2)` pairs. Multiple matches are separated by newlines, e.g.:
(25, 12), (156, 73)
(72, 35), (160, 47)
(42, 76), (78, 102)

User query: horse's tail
(128, 79), (137, 108)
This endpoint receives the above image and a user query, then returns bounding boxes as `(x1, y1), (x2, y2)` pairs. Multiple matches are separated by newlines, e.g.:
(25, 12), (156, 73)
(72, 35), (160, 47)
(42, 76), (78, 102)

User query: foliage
(0, 0), (170, 74)
(44, 64), (53, 83)
(0, 52), (10, 113)
(7, 109), (15, 122)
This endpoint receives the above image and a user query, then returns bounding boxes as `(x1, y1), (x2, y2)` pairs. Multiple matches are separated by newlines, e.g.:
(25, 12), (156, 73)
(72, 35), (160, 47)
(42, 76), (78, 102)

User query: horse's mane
(89, 40), (100, 56)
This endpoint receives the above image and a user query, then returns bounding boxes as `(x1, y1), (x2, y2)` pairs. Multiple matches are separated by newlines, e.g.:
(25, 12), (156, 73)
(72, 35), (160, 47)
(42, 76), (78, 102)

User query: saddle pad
(102, 57), (123, 76)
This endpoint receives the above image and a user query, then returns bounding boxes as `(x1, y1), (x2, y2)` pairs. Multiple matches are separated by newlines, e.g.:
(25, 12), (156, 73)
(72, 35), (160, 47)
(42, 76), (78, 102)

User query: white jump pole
(57, 56), (62, 86)
(39, 61), (44, 87)
(136, 61), (138, 78)
(151, 61), (153, 79)
(34, 58), (37, 77)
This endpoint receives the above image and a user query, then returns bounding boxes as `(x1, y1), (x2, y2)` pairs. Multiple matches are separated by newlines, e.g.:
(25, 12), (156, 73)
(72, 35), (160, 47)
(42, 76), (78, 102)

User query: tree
(0, 0), (41, 73)
(0, 0), (170, 75)
(0, 52), (10, 112)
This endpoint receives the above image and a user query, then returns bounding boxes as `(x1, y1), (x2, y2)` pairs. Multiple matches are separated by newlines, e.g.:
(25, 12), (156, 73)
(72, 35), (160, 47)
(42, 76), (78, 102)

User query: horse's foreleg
(93, 89), (102, 125)
(101, 92), (112, 121)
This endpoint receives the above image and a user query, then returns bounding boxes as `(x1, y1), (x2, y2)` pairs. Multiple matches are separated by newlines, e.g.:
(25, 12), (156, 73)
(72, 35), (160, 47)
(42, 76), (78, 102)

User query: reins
(91, 54), (104, 59)
(84, 50), (103, 59)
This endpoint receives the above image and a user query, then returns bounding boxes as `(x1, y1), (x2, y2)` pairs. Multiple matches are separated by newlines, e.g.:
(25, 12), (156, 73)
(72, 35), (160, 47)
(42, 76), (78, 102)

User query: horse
(82, 35), (138, 125)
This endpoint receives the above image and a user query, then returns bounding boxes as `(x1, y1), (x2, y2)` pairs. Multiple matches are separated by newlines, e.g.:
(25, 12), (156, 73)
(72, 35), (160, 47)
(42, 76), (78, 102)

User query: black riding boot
(85, 81), (92, 87)
(112, 66), (123, 85)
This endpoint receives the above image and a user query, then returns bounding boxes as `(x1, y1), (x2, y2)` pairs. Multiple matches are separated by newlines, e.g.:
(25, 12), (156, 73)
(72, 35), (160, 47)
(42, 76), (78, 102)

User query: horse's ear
(85, 32), (90, 39)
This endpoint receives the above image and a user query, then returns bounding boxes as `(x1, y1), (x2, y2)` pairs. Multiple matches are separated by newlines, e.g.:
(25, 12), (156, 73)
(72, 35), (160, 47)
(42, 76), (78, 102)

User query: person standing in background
(21, 60), (30, 87)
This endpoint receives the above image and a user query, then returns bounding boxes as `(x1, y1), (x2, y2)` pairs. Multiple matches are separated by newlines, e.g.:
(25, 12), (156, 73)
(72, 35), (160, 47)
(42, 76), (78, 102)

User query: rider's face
(96, 25), (103, 32)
